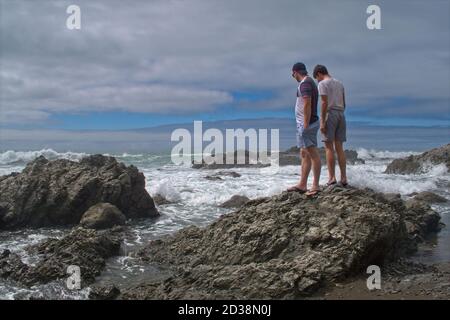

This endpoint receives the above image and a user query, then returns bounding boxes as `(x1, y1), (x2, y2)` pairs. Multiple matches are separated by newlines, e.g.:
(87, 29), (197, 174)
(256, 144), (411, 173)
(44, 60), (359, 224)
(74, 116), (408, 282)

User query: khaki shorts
(321, 109), (346, 142)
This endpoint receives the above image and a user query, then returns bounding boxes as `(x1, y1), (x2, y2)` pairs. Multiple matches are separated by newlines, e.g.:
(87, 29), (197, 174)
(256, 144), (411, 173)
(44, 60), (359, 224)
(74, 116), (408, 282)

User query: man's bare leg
(298, 148), (311, 190)
(288, 148), (311, 191)
(306, 146), (321, 192)
(334, 140), (347, 184)
(324, 141), (336, 184)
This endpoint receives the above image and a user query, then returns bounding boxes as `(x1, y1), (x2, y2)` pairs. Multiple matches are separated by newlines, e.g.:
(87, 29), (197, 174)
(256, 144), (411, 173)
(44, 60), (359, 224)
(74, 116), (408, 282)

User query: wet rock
(217, 171), (241, 178)
(0, 227), (123, 287)
(80, 203), (126, 230)
(279, 146), (365, 166)
(204, 176), (223, 181)
(153, 194), (173, 205)
(413, 192), (447, 204)
(385, 144), (450, 174)
(219, 195), (250, 208)
(0, 154), (158, 230)
(122, 187), (440, 299)
(89, 283), (121, 300)
(205, 171), (241, 181)
(192, 150), (268, 169)
(403, 199), (442, 241)
(192, 147), (364, 169)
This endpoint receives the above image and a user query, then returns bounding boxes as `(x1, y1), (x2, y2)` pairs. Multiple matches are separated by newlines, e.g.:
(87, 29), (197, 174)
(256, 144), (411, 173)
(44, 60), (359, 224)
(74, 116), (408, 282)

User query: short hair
(313, 65), (329, 78)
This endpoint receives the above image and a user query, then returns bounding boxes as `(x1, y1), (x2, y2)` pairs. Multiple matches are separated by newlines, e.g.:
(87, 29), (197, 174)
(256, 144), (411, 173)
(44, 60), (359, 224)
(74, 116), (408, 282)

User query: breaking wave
(0, 149), (88, 165)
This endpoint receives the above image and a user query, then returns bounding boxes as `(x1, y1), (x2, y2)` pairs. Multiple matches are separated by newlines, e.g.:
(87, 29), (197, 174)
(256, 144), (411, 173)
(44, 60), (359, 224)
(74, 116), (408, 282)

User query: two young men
(288, 63), (347, 195)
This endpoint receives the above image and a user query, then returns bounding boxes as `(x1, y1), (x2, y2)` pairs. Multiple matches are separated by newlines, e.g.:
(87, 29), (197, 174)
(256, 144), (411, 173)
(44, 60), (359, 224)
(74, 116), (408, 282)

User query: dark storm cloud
(0, 0), (449, 125)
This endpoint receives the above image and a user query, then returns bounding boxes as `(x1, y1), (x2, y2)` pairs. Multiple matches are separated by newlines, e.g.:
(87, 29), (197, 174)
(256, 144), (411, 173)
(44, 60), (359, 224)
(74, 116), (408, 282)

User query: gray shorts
(322, 109), (347, 142)
(296, 120), (319, 149)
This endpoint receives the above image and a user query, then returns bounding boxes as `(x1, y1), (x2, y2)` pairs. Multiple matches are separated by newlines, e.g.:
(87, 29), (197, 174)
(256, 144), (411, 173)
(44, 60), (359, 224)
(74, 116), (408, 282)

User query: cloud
(0, 0), (449, 125)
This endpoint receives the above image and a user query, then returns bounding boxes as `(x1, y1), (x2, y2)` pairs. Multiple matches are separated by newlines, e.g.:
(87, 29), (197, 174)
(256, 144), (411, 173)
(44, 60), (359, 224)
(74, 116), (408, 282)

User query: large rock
(412, 191), (447, 204)
(205, 171), (241, 180)
(385, 144), (450, 174)
(192, 147), (364, 169)
(0, 154), (159, 230)
(89, 283), (121, 300)
(80, 203), (126, 230)
(219, 195), (250, 208)
(153, 194), (173, 205)
(192, 150), (268, 169)
(121, 187), (440, 299)
(279, 146), (364, 166)
(0, 227), (123, 287)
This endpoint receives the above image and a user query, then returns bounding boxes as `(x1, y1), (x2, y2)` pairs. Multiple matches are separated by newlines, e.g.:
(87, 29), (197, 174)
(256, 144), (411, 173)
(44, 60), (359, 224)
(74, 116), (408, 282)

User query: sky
(0, 0), (449, 135)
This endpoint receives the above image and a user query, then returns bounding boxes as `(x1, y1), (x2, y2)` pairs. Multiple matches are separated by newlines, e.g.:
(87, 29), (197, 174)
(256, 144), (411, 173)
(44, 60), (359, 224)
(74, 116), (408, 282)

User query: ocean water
(0, 147), (449, 299)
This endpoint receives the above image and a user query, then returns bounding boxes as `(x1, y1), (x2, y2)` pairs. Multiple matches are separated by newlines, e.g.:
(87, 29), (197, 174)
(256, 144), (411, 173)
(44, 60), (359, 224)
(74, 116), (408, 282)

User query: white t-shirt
(318, 78), (345, 111)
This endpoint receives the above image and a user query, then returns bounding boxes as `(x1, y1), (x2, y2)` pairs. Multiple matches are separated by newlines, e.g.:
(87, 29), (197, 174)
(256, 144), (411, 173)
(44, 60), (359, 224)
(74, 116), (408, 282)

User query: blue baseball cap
(292, 62), (307, 72)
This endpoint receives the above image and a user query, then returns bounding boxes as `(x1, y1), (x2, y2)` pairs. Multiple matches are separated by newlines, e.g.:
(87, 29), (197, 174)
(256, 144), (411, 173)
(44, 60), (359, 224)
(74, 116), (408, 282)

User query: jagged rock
(80, 203), (126, 230)
(215, 171), (241, 178)
(279, 146), (365, 166)
(205, 176), (223, 181)
(219, 195), (250, 208)
(0, 227), (123, 287)
(153, 194), (173, 205)
(402, 199), (442, 240)
(121, 187), (440, 299)
(89, 283), (121, 300)
(192, 147), (364, 169)
(385, 144), (450, 174)
(412, 192), (447, 204)
(0, 154), (158, 230)
(205, 171), (241, 181)
(192, 150), (267, 169)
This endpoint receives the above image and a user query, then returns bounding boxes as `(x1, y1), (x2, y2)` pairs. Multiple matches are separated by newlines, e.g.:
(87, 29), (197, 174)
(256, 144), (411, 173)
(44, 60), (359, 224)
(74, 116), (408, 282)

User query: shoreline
(312, 260), (450, 300)
(0, 145), (449, 300)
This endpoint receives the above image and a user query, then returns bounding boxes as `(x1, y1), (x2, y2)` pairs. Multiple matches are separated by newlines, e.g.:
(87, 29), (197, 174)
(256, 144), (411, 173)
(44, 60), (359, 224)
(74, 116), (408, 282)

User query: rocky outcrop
(153, 194), (173, 205)
(278, 146), (365, 166)
(120, 187), (440, 299)
(0, 154), (159, 230)
(219, 195), (250, 208)
(80, 203), (126, 230)
(89, 283), (121, 300)
(192, 147), (364, 169)
(412, 191), (447, 204)
(385, 144), (450, 174)
(205, 171), (241, 181)
(192, 150), (267, 169)
(0, 227), (123, 287)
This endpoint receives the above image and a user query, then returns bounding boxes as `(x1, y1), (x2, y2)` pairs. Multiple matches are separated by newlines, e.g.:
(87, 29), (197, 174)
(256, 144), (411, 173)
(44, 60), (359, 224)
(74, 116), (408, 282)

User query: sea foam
(0, 149), (88, 165)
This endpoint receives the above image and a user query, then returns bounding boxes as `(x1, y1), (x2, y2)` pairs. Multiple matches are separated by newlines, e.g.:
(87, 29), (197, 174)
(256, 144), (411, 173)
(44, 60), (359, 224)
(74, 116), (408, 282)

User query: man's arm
(320, 95), (328, 133)
(303, 96), (311, 128)
(300, 81), (313, 128)
(318, 81), (328, 133)
(343, 88), (346, 108)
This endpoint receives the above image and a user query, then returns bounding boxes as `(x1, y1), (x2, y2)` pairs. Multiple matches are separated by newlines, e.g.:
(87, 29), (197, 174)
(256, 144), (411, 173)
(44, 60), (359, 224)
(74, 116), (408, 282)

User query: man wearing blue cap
(287, 62), (321, 196)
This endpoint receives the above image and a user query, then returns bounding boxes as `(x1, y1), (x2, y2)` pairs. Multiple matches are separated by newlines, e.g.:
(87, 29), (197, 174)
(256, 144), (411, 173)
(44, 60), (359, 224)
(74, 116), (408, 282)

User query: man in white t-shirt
(313, 65), (348, 187)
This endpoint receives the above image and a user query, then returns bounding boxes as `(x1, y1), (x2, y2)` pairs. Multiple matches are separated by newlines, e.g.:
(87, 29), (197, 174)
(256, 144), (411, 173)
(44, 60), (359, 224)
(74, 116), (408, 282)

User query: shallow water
(0, 148), (449, 299)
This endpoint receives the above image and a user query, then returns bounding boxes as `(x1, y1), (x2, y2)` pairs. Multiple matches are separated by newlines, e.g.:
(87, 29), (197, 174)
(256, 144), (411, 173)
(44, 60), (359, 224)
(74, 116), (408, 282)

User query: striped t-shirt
(295, 76), (319, 125)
